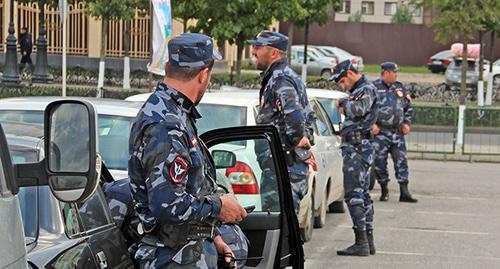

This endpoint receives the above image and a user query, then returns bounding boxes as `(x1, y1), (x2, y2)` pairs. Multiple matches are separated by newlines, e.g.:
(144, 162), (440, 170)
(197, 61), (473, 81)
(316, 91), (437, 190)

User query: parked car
(445, 58), (491, 87)
(0, 100), (105, 269)
(290, 46), (337, 78)
(485, 59), (500, 86)
(314, 46), (364, 71)
(126, 88), (346, 242)
(0, 97), (305, 268)
(427, 50), (454, 73)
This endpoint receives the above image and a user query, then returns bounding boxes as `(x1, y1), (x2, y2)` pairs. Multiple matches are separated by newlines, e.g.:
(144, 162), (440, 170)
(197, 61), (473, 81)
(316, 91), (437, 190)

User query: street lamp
(32, 0), (53, 83)
(1, 0), (21, 87)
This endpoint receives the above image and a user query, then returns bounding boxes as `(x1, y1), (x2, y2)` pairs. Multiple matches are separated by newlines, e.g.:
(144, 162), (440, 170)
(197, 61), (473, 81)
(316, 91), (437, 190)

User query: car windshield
(327, 47), (352, 58)
(433, 50), (452, 58)
(452, 59), (476, 70)
(316, 97), (342, 125)
(0, 111), (134, 170)
(10, 149), (39, 241)
(197, 103), (247, 133)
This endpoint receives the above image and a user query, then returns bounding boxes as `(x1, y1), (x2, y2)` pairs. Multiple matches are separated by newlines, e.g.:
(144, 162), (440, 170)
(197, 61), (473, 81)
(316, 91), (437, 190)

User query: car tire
(301, 190), (314, 242)
(329, 200), (345, 213)
(314, 189), (328, 228)
(321, 70), (332, 79)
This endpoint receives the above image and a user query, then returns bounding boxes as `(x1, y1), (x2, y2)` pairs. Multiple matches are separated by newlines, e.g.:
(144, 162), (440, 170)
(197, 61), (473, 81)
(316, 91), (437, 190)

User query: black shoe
(399, 182), (418, 203)
(337, 230), (370, 256)
(379, 182), (389, 202)
(367, 229), (376, 255)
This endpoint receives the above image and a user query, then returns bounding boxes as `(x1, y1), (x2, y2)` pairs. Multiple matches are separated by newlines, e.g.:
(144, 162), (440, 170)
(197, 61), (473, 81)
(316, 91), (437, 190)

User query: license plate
(433, 60), (441, 64)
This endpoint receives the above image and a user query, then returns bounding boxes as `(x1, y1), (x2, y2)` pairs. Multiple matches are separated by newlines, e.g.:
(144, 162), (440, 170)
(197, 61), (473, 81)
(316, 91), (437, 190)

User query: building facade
(335, 0), (424, 24)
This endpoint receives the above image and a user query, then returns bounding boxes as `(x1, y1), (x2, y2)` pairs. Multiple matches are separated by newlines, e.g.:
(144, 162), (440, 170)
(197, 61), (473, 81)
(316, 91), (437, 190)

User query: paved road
(304, 160), (500, 269)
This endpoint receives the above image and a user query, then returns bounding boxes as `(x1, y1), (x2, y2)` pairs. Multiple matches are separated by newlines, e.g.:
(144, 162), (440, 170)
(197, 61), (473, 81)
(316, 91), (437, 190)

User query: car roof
(0, 96), (142, 117)
(307, 88), (349, 99)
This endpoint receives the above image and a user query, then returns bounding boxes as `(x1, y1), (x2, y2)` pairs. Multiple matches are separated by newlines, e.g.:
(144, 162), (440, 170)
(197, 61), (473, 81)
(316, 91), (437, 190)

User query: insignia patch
(396, 90), (403, 97)
(190, 135), (199, 147)
(170, 156), (189, 184)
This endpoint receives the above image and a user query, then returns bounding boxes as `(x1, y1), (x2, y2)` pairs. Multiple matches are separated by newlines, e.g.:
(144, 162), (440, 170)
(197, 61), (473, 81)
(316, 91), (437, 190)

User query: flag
(148, 0), (173, 76)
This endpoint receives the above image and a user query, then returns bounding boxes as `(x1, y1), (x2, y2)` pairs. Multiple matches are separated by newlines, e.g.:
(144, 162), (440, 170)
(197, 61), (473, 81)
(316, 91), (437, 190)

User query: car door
(0, 125), (28, 269)
(75, 188), (134, 269)
(201, 125), (304, 269)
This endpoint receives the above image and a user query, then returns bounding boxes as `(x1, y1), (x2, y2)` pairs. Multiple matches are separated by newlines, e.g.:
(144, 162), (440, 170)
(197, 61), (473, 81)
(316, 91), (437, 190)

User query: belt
(342, 131), (373, 144)
(138, 222), (216, 249)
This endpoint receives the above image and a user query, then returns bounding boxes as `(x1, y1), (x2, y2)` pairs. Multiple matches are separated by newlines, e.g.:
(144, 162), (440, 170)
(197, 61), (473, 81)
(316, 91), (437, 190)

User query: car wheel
(329, 200), (345, 213)
(493, 75), (500, 86)
(321, 69), (332, 79)
(301, 190), (314, 242)
(314, 189), (327, 228)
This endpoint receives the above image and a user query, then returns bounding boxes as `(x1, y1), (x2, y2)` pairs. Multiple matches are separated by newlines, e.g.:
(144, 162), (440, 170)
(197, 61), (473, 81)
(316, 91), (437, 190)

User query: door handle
(96, 251), (108, 269)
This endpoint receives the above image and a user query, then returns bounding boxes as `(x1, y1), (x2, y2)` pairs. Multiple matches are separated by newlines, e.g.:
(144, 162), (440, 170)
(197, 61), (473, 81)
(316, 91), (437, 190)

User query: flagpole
(62, 0), (67, 96)
(148, 0), (153, 91)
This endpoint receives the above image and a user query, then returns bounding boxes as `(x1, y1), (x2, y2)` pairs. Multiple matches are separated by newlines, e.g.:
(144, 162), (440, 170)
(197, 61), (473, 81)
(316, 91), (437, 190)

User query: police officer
(372, 62), (417, 203)
(248, 31), (315, 217)
(129, 33), (248, 268)
(331, 60), (378, 256)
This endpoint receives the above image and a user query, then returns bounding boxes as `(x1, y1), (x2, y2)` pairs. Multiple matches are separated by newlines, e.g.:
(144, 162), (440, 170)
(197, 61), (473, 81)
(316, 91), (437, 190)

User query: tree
(420, 0), (495, 104)
(84, 0), (130, 90)
(172, 0), (205, 32)
(391, 5), (414, 24)
(348, 10), (363, 22)
(192, 0), (273, 84)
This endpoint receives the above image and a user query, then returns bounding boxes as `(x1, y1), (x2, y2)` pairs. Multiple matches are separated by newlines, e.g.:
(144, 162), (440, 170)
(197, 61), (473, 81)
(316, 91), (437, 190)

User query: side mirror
(45, 100), (101, 203)
(212, 150), (237, 169)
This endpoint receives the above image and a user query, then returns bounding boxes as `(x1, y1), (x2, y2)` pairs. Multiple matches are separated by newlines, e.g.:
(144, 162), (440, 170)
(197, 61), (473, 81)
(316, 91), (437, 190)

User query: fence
(406, 105), (458, 154)
(462, 107), (500, 156)
(106, 10), (150, 59)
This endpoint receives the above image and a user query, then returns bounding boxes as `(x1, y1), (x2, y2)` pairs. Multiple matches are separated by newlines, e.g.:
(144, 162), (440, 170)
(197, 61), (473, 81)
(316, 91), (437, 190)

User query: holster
(140, 222), (216, 249)
(342, 131), (374, 145)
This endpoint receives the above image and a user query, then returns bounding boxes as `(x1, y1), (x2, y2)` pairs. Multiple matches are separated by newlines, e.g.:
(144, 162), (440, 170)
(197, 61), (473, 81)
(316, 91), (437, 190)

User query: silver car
(290, 46), (337, 78)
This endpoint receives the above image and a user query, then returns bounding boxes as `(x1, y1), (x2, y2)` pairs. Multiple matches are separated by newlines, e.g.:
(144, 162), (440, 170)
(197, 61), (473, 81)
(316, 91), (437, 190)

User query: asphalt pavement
(303, 159), (500, 269)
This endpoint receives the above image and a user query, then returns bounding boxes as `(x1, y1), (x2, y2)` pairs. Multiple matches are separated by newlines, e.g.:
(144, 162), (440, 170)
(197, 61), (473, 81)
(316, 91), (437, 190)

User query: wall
(281, 21), (500, 66)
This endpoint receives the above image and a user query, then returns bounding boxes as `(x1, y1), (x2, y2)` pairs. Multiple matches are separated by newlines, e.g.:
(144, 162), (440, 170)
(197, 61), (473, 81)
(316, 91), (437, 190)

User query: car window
(311, 101), (333, 136)
(76, 189), (113, 232)
(61, 202), (82, 236)
(433, 50), (452, 58)
(197, 104), (247, 146)
(0, 111), (134, 171)
(210, 138), (280, 213)
(316, 97), (342, 125)
(10, 149), (39, 239)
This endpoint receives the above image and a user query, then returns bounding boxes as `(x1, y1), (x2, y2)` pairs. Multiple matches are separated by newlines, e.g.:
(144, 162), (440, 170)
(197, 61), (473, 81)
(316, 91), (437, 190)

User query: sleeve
(274, 77), (306, 146)
(341, 87), (376, 118)
(140, 123), (221, 226)
(403, 85), (414, 126)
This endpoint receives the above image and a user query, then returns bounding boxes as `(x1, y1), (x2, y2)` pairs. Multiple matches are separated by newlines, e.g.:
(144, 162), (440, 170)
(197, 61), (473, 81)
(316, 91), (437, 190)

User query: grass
(363, 64), (431, 74)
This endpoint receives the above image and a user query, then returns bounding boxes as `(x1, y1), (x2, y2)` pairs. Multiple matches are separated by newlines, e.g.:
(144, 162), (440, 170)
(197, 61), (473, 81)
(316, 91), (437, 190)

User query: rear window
(197, 104), (247, 134)
(452, 59), (476, 70)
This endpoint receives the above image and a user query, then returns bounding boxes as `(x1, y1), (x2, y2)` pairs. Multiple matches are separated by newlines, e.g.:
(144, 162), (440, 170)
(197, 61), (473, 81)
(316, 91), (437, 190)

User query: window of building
(409, 4), (422, 16)
(341, 0), (351, 13)
(384, 2), (397, 16)
(361, 1), (375, 15)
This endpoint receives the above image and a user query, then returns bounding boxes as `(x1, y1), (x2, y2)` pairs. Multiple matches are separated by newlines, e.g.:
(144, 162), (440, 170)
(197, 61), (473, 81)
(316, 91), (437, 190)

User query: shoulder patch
(170, 156), (189, 184)
(396, 90), (403, 97)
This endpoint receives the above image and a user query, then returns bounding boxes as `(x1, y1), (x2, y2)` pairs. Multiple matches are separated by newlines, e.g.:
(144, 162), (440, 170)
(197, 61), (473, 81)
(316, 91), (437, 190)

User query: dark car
(7, 133), (135, 268)
(427, 50), (454, 73)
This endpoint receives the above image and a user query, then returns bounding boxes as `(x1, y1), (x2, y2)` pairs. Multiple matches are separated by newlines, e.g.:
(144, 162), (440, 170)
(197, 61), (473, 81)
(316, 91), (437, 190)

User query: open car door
(201, 125), (304, 269)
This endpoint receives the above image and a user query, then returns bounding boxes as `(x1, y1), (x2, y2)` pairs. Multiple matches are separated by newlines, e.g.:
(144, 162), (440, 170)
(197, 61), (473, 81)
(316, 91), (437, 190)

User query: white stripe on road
(414, 195), (489, 201)
(337, 225), (488, 235)
(378, 251), (500, 261)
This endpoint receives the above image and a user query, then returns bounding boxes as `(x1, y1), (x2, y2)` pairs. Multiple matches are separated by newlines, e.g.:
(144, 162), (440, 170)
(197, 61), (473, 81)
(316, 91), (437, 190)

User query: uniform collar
(156, 82), (202, 119)
(260, 58), (288, 80)
(349, 75), (368, 92)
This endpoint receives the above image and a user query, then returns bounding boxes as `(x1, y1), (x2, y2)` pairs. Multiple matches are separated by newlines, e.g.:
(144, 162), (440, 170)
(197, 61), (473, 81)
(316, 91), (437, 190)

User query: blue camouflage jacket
(128, 82), (221, 241)
(373, 79), (414, 129)
(339, 75), (379, 136)
(256, 59), (315, 147)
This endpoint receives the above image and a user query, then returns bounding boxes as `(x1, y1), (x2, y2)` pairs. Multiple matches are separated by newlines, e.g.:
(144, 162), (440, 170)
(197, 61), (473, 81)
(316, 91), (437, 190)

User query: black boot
(337, 230), (370, 256)
(399, 182), (418, 203)
(367, 229), (376, 255)
(379, 182), (389, 201)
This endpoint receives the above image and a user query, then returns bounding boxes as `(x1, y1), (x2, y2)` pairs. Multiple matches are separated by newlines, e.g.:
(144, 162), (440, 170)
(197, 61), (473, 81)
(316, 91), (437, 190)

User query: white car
(290, 45), (337, 78)
(314, 46), (364, 71)
(126, 88), (347, 241)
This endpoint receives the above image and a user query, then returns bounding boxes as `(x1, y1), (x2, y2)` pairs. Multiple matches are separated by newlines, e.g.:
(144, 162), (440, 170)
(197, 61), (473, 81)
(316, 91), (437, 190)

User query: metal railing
(406, 104), (458, 154)
(106, 10), (151, 59)
(462, 107), (500, 156)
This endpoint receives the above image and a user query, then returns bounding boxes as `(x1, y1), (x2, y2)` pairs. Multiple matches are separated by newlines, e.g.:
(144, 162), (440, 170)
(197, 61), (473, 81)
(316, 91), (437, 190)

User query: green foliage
(172, 0), (206, 27)
(419, 0), (495, 44)
(348, 11), (363, 22)
(294, 0), (342, 28)
(83, 0), (132, 20)
(391, 5), (414, 24)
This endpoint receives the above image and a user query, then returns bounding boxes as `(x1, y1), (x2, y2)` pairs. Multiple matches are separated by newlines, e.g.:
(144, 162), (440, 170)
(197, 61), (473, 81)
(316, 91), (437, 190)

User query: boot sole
(337, 251), (370, 256)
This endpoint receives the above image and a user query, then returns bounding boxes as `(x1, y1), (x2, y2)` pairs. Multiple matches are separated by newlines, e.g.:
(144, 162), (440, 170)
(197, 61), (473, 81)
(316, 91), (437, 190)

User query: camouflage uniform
(372, 79), (414, 184)
(339, 75), (378, 232)
(255, 58), (315, 217)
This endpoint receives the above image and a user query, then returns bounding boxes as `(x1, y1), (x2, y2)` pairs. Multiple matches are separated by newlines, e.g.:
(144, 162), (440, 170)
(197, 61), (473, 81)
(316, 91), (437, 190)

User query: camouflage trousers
(373, 129), (409, 184)
(135, 223), (248, 269)
(342, 140), (374, 231)
(261, 163), (309, 217)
